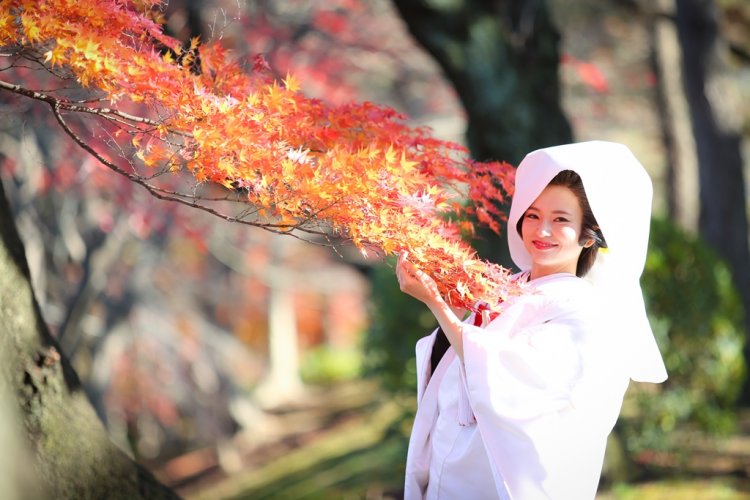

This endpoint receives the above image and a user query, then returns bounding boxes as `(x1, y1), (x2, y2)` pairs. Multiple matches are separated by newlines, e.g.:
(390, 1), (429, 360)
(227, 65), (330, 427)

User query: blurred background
(1, 0), (749, 498)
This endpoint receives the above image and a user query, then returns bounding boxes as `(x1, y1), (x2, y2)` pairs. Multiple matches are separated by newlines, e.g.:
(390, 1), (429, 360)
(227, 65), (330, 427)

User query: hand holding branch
(396, 252), (443, 307)
(396, 251), (467, 360)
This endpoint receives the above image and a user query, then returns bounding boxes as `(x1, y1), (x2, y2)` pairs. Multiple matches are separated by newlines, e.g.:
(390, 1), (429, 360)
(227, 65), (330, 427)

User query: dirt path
(148, 381), (750, 499)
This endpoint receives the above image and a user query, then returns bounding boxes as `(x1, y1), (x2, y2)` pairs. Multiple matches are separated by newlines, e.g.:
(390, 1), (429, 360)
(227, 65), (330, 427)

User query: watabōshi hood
(508, 141), (667, 383)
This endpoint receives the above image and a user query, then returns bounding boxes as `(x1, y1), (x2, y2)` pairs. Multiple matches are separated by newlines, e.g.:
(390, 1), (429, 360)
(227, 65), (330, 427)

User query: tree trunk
(391, 0), (572, 266)
(648, 0), (699, 232)
(0, 179), (179, 499)
(675, 0), (750, 400)
(391, 0), (572, 163)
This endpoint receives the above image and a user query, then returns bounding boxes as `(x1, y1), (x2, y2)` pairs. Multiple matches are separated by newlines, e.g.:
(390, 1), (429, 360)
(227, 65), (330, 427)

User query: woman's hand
(397, 252), (467, 360)
(396, 252), (443, 307)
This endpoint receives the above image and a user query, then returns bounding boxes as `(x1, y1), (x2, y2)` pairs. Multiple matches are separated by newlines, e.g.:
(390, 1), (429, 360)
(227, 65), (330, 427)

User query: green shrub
(363, 258), (438, 394)
(300, 346), (363, 385)
(619, 217), (746, 452)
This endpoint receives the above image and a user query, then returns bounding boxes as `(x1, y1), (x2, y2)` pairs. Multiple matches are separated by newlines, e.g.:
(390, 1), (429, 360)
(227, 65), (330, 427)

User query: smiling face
(520, 185), (594, 280)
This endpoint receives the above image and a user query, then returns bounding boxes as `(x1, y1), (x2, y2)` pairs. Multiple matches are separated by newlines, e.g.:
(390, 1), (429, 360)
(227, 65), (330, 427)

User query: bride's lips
(532, 240), (557, 250)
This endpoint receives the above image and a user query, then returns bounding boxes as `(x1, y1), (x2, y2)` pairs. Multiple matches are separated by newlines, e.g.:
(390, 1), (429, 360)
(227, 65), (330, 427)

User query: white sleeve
(460, 296), (628, 499)
(462, 299), (584, 420)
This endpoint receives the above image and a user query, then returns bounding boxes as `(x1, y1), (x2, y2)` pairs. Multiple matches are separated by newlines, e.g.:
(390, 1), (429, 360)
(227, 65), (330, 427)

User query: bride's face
(520, 185), (592, 279)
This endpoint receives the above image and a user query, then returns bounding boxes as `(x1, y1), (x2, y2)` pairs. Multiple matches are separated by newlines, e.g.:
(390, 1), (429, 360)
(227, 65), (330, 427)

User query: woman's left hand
(396, 252), (443, 307)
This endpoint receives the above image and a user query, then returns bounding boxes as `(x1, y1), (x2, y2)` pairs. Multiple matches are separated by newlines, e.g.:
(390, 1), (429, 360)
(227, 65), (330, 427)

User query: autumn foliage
(0, 0), (519, 310)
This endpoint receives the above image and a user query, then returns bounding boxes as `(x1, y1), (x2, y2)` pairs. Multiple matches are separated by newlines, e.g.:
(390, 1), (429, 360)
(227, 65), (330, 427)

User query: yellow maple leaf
(283, 73), (300, 93)
(400, 151), (418, 171)
(381, 238), (398, 255)
(189, 35), (200, 51)
(74, 38), (100, 60)
(0, 13), (13, 34)
(217, 157), (236, 177)
(265, 82), (288, 111)
(21, 14), (41, 42)
(217, 98), (231, 113)
(384, 144), (396, 165)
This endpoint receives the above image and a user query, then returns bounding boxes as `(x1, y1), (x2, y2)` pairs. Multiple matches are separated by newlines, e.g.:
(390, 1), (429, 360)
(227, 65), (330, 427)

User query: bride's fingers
(396, 257), (409, 287)
(397, 253), (410, 272)
(397, 252), (432, 293)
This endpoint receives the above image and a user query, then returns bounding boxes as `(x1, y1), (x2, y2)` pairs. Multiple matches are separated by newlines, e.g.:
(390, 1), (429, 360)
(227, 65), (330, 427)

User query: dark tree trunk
(675, 0), (750, 400)
(391, 0), (572, 266)
(648, 3), (697, 230)
(391, 0), (572, 163)
(0, 179), (179, 499)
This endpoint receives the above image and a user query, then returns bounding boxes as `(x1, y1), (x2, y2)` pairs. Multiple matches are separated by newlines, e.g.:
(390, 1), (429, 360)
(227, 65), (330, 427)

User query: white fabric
(405, 273), (630, 499)
(508, 141), (667, 383)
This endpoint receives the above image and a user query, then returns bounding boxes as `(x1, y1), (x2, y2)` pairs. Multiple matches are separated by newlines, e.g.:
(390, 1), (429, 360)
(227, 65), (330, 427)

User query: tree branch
(45, 100), (335, 244)
(0, 78), (192, 136)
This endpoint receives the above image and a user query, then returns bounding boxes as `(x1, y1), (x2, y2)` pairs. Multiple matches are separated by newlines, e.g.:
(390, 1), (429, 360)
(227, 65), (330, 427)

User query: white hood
(508, 141), (667, 383)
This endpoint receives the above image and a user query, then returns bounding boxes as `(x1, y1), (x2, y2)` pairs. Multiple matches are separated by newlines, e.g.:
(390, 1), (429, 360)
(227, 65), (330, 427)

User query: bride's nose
(537, 220), (552, 237)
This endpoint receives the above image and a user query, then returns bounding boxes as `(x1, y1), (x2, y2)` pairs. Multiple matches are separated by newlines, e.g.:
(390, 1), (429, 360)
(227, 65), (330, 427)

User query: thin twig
(49, 102), (335, 244)
(0, 78), (192, 137)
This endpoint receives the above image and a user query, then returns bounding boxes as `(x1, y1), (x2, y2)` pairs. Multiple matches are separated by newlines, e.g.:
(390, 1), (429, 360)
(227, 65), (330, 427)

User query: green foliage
(363, 258), (439, 394)
(620, 217), (747, 452)
(606, 478), (747, 499)
(300, 346), (363, 385)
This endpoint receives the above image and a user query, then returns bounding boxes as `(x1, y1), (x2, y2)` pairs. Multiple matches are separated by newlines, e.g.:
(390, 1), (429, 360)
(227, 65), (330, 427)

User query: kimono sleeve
(461, 293), (624, 498)
(462, 297), (588, 421)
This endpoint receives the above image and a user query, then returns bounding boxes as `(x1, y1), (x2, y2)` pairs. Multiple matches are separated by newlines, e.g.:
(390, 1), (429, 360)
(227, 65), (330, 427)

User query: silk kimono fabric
(404, 273), (631, 499)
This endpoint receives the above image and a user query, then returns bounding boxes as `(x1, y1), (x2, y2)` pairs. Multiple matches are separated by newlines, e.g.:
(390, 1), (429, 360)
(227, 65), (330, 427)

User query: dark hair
(515, 170), (607, 277)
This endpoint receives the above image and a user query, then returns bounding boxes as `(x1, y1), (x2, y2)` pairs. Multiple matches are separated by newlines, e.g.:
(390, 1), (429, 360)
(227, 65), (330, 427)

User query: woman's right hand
(396, 252), (444, 307)
(397, 252), (469, 360)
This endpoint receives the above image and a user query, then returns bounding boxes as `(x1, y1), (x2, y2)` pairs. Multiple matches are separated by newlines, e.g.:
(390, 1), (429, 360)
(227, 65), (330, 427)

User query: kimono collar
(507, 141), (667, 383)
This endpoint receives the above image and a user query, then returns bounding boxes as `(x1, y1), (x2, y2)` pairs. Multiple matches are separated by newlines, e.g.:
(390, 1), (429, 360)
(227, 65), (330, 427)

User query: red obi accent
(473, 302), (500, 327)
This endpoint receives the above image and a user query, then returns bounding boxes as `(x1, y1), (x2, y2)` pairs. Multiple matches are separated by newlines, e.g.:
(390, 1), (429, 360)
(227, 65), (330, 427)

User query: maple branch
(0, 78), (191, 137)
(0, 77), (344, 245)
(0, 0), (522, 312)
(47, 101), (335, 244)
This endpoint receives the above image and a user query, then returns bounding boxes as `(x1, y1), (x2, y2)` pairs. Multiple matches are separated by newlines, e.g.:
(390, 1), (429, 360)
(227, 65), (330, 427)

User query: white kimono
(404, 273), (631, 500)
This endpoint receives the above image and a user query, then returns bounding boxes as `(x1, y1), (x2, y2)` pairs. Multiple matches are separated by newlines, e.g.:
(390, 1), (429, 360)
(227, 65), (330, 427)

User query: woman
(397, 141), (667, 499)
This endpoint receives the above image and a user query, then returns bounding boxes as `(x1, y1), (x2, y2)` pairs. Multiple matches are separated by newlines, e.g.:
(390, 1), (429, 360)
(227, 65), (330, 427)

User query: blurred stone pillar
(258, 235), (302, 403)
